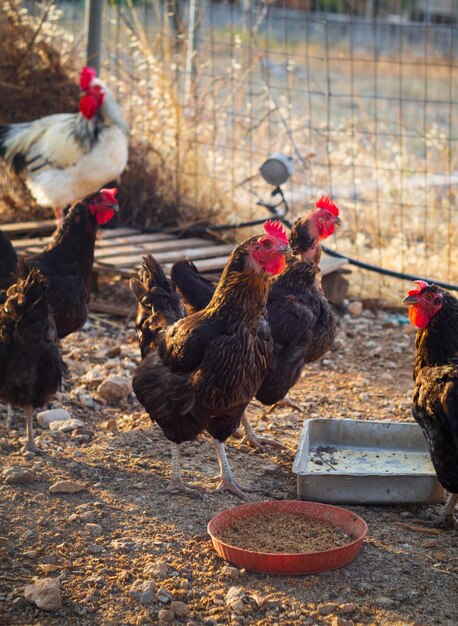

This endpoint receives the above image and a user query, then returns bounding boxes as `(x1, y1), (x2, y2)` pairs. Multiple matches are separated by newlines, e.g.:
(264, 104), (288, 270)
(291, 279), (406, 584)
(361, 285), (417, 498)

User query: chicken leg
(162, 442), (202, 497)
(239, 413), (286, 450)
(21, 405), (40, 455)
(213, 439), (252, 499)
(5, 405), (13, 430)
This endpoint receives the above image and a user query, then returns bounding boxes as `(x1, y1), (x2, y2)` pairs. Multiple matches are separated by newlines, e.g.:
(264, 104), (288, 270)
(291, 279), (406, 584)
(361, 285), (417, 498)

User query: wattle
(409, 305), (430, 329)
(264, 254), (286, 276)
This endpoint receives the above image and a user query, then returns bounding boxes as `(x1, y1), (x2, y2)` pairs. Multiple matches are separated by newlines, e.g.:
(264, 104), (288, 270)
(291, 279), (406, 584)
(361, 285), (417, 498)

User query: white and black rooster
(0, 67), (129, 221)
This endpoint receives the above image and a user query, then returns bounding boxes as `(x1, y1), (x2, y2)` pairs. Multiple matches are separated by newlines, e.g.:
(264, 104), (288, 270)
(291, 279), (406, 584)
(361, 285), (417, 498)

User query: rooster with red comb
(403, 281), (458, 528)
(171, 196), (342, 448)
(0, 67), (128, 222)
(131, 221), (291, 498)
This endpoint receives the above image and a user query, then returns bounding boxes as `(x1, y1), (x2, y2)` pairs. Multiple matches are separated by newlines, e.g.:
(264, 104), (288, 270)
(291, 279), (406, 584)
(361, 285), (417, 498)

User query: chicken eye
(425, 292), (434, 301)
(263, 240), (271, 248)
(254, 244), (261, 251)
(319, 217), (324, 223)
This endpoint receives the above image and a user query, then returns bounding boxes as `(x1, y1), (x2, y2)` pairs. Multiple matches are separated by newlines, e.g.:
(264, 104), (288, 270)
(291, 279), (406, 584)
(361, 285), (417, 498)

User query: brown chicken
(0, 269), (66, 454)
(25, 188), (118, 338)
(403, 281), (458, 528)
(171, 197), (341, 448)
(130, 221), (290, 497)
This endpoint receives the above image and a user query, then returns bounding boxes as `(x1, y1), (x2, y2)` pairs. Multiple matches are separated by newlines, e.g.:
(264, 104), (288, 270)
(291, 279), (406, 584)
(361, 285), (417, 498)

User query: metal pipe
(86, 0), (104, 74)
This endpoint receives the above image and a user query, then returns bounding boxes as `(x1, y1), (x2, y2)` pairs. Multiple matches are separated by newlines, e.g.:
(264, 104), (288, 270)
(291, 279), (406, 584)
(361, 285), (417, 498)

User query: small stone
(171, 600), (189, 617)
(347, 301), (363, 317)
(37, 409), (71, 429)
(221, 565), (240, 579)
(97, 375), (132, 403)
(332, 618), (354, 626)
(80, 511), (95, 523)
(340, 603), (356, 614)
(49, 419), (85, 433)
(49, 480), (86, 494)
(24, 577), (62, 611)
(158, 609), (174, 624)
(144, 561), (169, 578)
(23, 550), (37, 558)
(226, 586), (246, 613)
(319, 602), (339, 616)
(85, 523), (102, 537)
(263, 464), (278, 475)
(87, 544), (102, 555)
(0, 537), (15, 551)
(3, 466), (36, 484)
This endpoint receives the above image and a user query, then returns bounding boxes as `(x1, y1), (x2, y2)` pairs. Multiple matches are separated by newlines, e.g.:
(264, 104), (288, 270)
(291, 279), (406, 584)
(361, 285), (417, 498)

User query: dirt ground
(0, 280), (457, 626)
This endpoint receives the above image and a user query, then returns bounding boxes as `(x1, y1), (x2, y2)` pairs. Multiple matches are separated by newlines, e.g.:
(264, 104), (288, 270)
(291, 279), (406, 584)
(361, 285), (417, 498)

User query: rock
(97, 375), (132, 402)
(332, 618), (354, 626)
(49, 419), (85, 433)
(221, 565), (240, 579)
(24, 577), (62, 612)
(37, 409), (71, 429)
(144, 561), (169, 578)
(158, 609), (174, 624)
(87, 544), (102, 555)
(2, 466), (36, 485)
(347, 301), (363, 317)
(0, 537), (15, 551)
(80, 511), (95, 523)
(263, 464), (278, 475)
(85, 523), (103, 536)
(226, 586), (246, 613)
(319, 602), (339, 616)
(340, 603), (357, 614)
(158, 587), (173, 604)
(130, 581), (157, 605)
(171, 600), (189, 617)
(49, 480), (86, 494)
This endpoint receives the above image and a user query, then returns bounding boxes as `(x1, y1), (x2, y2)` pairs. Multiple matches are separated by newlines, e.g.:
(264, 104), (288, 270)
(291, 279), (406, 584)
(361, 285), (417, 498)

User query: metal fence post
(86, 0), (103, 74)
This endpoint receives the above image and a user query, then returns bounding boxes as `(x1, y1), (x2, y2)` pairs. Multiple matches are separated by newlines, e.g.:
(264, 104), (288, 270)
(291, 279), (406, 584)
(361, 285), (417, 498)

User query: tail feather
(171, 259), (215, 313)
(130, 255), (185, 357)
(3, 268), (48, 320)
(0, 125), (11, 158)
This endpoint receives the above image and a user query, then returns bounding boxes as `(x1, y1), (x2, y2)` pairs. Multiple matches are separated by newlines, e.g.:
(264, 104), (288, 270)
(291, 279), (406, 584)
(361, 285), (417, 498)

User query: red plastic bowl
(207, 500), (367, 575)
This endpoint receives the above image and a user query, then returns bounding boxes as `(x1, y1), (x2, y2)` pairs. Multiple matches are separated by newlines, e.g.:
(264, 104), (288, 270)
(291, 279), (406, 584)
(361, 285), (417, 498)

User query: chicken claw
(215, 478), (252, 500)
(268, 393), (304, 413)
(240, 415), (285, 450)
(21, 441), (41, 455)
(162, 478), (203, 499)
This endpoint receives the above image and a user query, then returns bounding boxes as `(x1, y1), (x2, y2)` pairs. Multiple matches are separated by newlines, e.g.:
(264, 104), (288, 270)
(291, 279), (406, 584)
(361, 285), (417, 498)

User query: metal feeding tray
(293, 419), (445, 505)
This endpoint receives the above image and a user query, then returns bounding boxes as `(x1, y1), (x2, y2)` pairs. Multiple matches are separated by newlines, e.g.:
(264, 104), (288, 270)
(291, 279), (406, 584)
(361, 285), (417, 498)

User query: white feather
(28, 126), (128, 209)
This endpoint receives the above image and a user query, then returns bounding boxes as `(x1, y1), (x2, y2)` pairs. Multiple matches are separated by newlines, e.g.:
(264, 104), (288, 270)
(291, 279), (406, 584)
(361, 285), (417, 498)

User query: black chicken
(0, 229), (18, 298)
(403, 280), (458, 528)
(130, 221), (290, 497)
(171, 197), (340, 448)
(25, 188), (118, 338)
(0, 269), (66, 454)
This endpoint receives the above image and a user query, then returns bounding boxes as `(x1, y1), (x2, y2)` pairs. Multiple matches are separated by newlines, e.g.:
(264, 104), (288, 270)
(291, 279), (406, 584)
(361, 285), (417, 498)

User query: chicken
(0, 67), (128, 221)
(130, 221), (290, 497)
(25, 188), (118, 338)
(171, 196), (341, 448)
(402, 281), (458, 529)
(0, 229), (17, 298)
(0, 269), (66, 454)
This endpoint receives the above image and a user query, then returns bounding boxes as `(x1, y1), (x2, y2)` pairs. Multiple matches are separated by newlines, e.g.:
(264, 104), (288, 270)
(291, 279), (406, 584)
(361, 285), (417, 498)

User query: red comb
(408, 280), (430, 297)
(100, 188), (118, 203)
(316, 196), (339, 216)
(263, 220), (288, 245)
(80, 66), (97, 91)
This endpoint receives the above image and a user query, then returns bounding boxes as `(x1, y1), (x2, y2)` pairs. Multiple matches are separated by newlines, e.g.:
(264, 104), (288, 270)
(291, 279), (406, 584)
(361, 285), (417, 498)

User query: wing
(171, 259), (215, 313)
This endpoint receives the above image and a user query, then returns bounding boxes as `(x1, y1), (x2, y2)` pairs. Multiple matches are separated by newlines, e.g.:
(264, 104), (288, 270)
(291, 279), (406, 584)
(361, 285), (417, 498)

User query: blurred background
(1, 0), (457, 301)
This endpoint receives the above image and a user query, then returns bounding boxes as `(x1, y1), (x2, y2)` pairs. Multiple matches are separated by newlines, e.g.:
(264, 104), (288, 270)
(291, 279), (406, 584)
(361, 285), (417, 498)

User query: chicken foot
(413, 493), (457, 530)
(239, 413), (286, 450)
(21, 405), (40, 455)
(162, 442), (202, 497)
(213, 439), (255, 499)
(268, 393), (304, 414)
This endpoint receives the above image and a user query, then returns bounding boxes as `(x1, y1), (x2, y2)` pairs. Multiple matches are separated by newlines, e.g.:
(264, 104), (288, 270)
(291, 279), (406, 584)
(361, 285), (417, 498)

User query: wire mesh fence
(11, 1), (458, 298)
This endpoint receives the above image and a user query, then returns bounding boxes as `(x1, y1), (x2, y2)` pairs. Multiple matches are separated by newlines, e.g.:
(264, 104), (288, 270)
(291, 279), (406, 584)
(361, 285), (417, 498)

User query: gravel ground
(0, 285), (457, 626)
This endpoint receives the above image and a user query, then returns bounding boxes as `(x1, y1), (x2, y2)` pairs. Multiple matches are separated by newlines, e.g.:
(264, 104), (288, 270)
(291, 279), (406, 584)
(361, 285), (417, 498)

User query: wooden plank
(97, 239), (215, 266)
(11, 236), (53, 250)
(98, 227), (140, 239)
(1, 219), (56, 236)
(320, 255), (348, 276)
(95, 232), (179, 248)
(96, 243), (232, 267)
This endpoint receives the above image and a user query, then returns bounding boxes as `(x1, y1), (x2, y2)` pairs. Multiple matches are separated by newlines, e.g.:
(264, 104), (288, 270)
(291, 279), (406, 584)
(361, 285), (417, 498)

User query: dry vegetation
(0, 0), (456, 300)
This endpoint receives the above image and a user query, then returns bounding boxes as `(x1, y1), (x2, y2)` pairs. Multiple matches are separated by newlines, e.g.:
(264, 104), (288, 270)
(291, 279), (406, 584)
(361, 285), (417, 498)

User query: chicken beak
(334, 216), (342, 227)
(402, 294), (417, 305)
(281, 244), (293, 258)
(111, 202), (120, 214)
